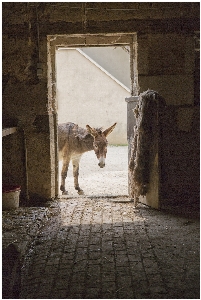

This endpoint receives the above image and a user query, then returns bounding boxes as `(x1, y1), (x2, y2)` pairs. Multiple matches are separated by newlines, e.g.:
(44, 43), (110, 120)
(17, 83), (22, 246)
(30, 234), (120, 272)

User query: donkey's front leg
(60, 158), (70, 195)
(72, 157), (84, 195)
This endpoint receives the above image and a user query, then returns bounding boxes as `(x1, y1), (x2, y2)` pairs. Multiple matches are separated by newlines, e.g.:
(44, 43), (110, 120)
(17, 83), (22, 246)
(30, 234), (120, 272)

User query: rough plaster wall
(56, 49), (129, 145)
(2, 2), (199, 202)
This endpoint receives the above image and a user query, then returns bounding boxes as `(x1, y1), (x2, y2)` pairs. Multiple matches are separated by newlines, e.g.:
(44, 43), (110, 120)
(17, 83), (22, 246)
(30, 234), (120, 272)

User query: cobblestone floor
(11, 197), (199, 299)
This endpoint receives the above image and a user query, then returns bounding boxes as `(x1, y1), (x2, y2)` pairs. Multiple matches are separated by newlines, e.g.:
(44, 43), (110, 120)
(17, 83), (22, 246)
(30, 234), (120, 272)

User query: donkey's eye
(94, 144), (98, 148)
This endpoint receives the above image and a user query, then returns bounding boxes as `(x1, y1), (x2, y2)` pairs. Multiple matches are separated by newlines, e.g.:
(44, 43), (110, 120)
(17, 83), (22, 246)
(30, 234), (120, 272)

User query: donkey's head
(86, 123), (117, 168)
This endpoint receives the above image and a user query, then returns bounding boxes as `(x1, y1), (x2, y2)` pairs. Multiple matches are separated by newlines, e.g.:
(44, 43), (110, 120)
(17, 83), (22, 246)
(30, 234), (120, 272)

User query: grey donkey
(58, 122), (117, 195)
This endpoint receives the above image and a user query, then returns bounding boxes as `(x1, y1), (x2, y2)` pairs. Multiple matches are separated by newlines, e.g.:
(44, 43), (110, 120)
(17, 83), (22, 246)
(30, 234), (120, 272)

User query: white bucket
(2, 186), (21, 210)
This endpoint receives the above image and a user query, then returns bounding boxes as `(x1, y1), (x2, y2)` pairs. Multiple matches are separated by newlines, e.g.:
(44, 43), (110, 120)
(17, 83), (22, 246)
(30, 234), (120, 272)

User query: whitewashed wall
(56, 48), (130, 145)
(80, 46), (130, 89)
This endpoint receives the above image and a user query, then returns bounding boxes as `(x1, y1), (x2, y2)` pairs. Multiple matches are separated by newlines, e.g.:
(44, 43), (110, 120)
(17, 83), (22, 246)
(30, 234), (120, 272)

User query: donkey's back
(58, 122), (93, 157)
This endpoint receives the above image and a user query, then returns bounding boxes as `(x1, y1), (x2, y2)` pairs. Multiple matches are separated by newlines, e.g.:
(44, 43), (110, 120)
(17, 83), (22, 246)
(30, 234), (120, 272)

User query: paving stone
(102, 272), (116, 282)
(2, 199), (200, 299)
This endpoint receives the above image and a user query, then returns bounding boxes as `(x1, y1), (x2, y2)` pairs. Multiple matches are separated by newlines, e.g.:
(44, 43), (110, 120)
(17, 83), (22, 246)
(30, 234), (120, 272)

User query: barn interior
(2, 2), (200, 299)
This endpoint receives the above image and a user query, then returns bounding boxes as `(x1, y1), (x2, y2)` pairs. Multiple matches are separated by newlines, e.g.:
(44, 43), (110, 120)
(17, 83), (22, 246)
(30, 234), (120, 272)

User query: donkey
(58, 122), (117, 195)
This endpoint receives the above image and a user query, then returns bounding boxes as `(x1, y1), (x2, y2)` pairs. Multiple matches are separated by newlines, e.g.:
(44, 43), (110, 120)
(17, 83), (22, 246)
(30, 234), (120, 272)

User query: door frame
(47, 33), (139, 196)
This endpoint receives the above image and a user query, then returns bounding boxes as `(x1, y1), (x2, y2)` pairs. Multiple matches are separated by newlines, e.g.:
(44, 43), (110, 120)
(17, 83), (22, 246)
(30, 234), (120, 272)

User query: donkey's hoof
(62, 191), (68, 195)
(78, 189), (84, 195)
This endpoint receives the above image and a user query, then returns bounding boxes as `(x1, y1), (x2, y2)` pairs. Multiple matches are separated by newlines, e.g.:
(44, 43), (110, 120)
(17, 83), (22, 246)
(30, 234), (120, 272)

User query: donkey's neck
(81, 134), (94, 153)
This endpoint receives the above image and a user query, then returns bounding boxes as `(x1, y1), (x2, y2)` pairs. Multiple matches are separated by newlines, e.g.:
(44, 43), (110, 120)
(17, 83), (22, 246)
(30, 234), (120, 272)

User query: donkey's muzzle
(98, 156), (105, 168)
(98, 162), (105, 168)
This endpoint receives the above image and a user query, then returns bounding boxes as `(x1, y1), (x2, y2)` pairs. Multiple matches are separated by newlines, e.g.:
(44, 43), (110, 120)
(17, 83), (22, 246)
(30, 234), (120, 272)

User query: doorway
(47, 33), (138, 198)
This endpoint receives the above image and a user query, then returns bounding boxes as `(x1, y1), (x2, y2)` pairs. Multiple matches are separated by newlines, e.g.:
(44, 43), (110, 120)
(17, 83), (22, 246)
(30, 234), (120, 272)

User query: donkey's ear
(86, 125), (98, 137)
(103, 122), (117, 137)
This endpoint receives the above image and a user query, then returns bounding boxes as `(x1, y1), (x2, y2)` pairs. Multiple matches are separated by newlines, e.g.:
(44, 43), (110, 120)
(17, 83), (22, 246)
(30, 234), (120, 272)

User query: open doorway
(56, 46), (130, 197)
(47, 33), (138, 198)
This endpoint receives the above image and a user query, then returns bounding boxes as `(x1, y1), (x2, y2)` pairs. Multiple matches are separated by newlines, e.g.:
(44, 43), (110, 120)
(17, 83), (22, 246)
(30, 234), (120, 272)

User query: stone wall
(160, 106), (200, 206)
(2, 131), (26, 201)
(138, 34), (195, 105)
(2, 2), (199, 204)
